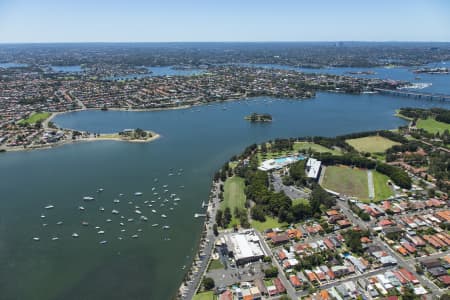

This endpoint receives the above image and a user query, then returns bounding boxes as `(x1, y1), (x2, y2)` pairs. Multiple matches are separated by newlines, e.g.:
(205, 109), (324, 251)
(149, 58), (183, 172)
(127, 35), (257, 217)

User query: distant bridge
(374, 88), (450, 102)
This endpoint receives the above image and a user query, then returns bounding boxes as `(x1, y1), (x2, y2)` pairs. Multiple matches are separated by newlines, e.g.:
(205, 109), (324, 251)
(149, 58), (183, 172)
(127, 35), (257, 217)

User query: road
(255, 231), (299, 300)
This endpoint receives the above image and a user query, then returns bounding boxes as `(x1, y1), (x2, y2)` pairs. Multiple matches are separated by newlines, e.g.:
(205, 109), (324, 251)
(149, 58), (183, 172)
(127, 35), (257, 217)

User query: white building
(306, 158), (322, 179)
(223, 230), (267, 265)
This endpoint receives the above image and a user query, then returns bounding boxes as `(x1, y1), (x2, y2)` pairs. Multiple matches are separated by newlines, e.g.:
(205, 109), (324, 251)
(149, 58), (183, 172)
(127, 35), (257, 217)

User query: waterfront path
(180, 181), (221, 300)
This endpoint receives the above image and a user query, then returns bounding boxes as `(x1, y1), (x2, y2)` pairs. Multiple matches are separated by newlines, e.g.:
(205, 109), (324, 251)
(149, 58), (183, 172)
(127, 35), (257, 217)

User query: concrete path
(367, 170), (375, 200)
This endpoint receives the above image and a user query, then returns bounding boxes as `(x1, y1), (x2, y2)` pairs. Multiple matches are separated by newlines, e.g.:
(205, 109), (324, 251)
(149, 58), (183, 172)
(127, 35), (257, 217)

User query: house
(271, 234), (289, 245)
(273, 278), (286, 294)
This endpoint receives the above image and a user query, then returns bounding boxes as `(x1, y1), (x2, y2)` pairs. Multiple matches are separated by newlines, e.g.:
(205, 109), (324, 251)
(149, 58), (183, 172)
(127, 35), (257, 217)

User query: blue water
(274, 155), (305, 164)
(110, 66), (204, 80)
(0, 62), (28, 68)
(51, 65), (84, 73)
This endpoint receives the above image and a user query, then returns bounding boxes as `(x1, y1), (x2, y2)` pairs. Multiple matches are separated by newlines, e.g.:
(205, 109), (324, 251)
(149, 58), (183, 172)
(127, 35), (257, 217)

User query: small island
(244, 112), (272, 123)
(89, 128), (159, 143)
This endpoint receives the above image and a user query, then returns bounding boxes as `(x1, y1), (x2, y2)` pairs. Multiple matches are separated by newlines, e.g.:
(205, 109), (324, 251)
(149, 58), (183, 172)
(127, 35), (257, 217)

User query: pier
(374, 88), (450, 102)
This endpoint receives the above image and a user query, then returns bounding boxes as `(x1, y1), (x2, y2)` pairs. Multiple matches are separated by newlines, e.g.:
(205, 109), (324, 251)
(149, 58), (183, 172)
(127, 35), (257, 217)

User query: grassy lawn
(208, 259), (224, 271)
(193, 291), (216, 300)
(416, 118), (450, 134)
(18, 112), (51, 125)
(222, 176), (246, 227)
(321, 165), (369, 200)
(251, 216), (287, 232)
(373, 171), (393, 201)
(346, 136), (401, 153)
(293, 141), (341, 155)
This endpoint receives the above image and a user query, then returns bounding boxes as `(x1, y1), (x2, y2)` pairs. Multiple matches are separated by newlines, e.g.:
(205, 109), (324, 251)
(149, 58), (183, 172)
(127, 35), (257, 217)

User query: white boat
(97, 188), (104, 193)
(144, 200), (149, 204)
(78, 206), (85, 211)
(168, 173), (174, 176)
(100, 240), (107, 244)
(51, 237), (59, 241)
(164, 189), (169, 193)
(106, 219), (112, 223)
(45, 205), (54, 209)
(135, 205), (140, 209)
(33, 237), (40, 241)
(152, 187), (156, 191)
(148, 204), (152, 207)
(128, 201), (133, 204)
(82, 221), (89, 226)
(83, 196), (95, 201)
(112, 209), (119, 214)
(131, 234), (139, 238)
(154, 178), (158, 182)
(151, 200), (156, 203)
(134, 192), (143, 196)
(113, 199), (120, 203)
(98, 230), (105, 234)
(169, 207), (174, 211)
(174, 197), (181, 201)
(162, 225), (170, 230)
(152, 210), (157, 213)
(161, 214), (167, 218)
(99, 207), (105, 211)
(72, 233), (79, 238)
(140, 216), (148, 221)
(121, 229), (126, 232)
(40, 214), (46, 219)
(127, 218), (134, 222)
(117, 237), (123, 240)
(119, 193), (124, 196)
(95, 226), (101, 229)
(56, 221), (63, 225)
(153, 192), (158, 196)
(137, 228), (143, 232)
(152, 223), (159, 227)
(119, 222), (124, 226)
(170, 193), (176, 197)
(135, 210), (142, 214)
(163, 184), (168, 188)
(42, 223), (48, 227)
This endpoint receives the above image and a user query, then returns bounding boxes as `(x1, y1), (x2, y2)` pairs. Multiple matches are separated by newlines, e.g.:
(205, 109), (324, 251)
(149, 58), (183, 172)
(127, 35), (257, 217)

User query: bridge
(374, 88), (450, 102)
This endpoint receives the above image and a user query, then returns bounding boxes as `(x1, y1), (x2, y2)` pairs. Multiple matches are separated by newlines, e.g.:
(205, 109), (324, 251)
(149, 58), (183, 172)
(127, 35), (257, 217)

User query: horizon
(0, 0), (449, 43)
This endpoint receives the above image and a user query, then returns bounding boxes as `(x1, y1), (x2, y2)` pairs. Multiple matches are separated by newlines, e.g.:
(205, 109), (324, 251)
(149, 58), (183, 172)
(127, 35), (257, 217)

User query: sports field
(373, 171), (393, 201)
(346, 136), (400, 153)
(321, 165), (368, 199)
(221, 176), (246, 226)
(293, 142), (341, 155)
(18, 112), (51, 125)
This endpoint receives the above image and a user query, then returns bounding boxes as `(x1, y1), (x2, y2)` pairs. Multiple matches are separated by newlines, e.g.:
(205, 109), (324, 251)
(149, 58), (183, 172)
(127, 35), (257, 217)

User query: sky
(0, 0), (449, 43)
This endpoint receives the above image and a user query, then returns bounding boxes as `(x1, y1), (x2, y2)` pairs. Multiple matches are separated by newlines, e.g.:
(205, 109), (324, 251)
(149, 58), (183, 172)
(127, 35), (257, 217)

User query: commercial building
(223, 230), (267, 266)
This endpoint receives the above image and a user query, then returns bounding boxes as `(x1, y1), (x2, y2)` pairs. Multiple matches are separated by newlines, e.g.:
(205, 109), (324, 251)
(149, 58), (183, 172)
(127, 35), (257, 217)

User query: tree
(251, 206), (266, 222)
(213, 224), (218, 236)
(216, 209), (223, 227)
(202, 277), (215, 290)
(264, 266), (278, 278)
(223, 207), (232, 227)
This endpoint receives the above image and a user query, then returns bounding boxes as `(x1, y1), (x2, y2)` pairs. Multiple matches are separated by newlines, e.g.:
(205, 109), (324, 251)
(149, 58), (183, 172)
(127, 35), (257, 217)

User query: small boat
(144, 200), (149, 204)
(170, 193), (176, 197)
(83, 196), (95, 201)
(148, 204), (152, 207)
(119, 193), (124, 196)
(118, 237), (123, 240)
(151, 200), (156, 203)
(106, 219), (112, 223)
(151, 187), (156, 191)
(45, 205), (54, 209)
(137, 228), (143, 232)
(51, 237), (59, 241)
(174, 197), (180, 201)
(179, 185), (185, 188)
(42, 223), (48, 227)
(169, 207), (174, 211)
(153, 192), (158, 196)
(100, 240), (107, 244)
(154, 178), (158, 182)
(134, 192), (143, 196)
(119, 222), (124, 226)
(163, 199), (169, 203)
(99, 207), (105, 212)
(163, 184), (168, 188)
(33, 237), (40, 241)
(160, 204), (165, 207)
(121, 229), (126, 232)
(82, 221), (89, 226)
(98, 230), (105, 234)
(173, 203), (178, 206)
(152, 223), (159, 227)
(127, 218), (134, 222)
(135, 210), (142, 215)
(140, 216), (148, 221)
(168, 173), (174, 176)
(164, 189), (169, 193)
(162, 225), (170, 230)
(72, 233), (79, 238)
(152, 210), (157, 213)
(161, 214), (167, 218)
(113, 199), (120, 203)
(95, 226), (101, 229)
(135, 205), (140, 209)
(128, 201), (133, 204)
(56, 221), (63, 225)
(112, 209), (119, 214)
(97, 188), (104, 193)
(78, 206), (85, 211)
(131, 234), (139, 238)
(40, 214), (46, 219)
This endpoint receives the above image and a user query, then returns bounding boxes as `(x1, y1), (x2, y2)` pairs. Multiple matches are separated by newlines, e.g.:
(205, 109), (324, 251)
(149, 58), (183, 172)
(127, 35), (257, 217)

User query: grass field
(321, 166), (369, 200)
(293, 141), (341, 155)
(18, 112), (51, 125)
(222, 176), (246, 227)
(416, 118), (450, 134)
(346, 136), (401, 153)
(193, 291), (216, 300)
(373, 171), (393, 201)
(251, 216), (287, 232)
(208, 259), (224, 271)
(292, 198), (309, 206)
